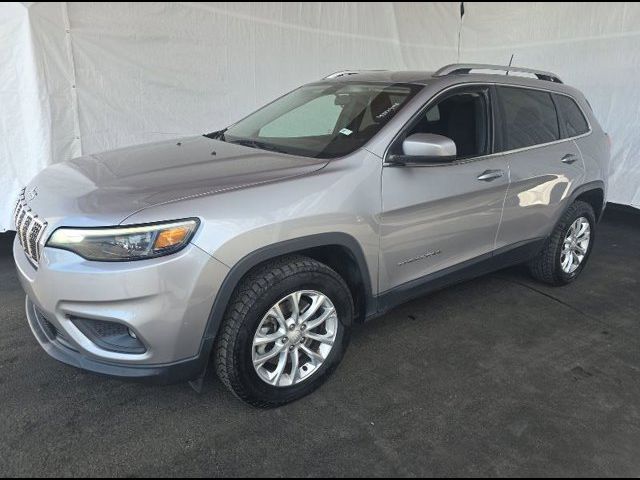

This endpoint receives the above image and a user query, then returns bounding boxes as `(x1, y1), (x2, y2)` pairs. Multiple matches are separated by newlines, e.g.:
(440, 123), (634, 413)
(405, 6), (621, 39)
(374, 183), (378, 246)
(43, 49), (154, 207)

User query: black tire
(214, 255), (353, 408)
(529, 200), (596, 286)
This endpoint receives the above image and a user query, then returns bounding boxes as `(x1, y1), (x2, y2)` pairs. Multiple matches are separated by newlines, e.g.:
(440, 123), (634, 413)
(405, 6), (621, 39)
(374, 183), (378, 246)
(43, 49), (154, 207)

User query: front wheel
(214, 255), (353, 408)
(529, 200), (596, 285)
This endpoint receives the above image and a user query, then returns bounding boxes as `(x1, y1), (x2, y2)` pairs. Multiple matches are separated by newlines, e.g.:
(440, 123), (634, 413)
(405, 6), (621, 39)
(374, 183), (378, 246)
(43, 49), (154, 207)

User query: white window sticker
(339, 128), (353, 136)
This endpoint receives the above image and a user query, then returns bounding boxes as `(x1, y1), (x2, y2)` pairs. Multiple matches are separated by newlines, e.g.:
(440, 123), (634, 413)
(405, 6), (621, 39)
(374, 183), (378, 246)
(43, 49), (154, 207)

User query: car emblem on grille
(25, 187), (38, 202)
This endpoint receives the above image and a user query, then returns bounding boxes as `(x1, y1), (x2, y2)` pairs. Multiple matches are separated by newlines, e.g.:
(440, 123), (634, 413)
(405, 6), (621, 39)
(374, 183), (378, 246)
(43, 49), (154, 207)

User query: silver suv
(13, 64), (609, 407)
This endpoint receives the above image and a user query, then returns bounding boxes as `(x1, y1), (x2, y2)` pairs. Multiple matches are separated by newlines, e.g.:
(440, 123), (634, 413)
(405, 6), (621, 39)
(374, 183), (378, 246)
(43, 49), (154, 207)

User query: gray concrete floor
(1, 207), (639, 477)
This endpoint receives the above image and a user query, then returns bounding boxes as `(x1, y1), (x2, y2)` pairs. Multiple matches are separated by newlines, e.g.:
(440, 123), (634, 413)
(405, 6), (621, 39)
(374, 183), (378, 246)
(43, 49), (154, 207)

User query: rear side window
(497, 87), (560, 151)
(553, 94), (590, 137)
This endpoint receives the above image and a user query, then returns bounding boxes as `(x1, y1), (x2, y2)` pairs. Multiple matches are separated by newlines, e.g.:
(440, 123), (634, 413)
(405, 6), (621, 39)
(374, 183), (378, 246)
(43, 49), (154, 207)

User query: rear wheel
(529, 200), (596, 285)
(214, 255), (353, 408)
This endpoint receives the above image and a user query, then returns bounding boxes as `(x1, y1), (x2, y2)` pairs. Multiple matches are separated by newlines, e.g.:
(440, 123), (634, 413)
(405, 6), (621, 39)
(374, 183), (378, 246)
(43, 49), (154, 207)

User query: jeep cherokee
(13, 64), (610, 407)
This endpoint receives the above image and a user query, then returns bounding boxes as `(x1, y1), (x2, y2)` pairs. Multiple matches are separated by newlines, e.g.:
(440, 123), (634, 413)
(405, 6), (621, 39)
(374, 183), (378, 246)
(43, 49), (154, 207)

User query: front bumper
(14, 237), (229, 383)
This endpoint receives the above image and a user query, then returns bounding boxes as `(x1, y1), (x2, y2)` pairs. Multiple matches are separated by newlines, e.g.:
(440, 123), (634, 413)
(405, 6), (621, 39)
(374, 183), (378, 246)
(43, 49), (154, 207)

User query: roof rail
(434, 63), (563, 84)
(323, 69), (387, 79)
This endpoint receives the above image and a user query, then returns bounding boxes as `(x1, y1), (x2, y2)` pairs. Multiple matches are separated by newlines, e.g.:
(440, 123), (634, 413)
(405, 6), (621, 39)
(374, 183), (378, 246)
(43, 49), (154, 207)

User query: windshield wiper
(228, 139), (288, 154)
(204, 128), (227, 140)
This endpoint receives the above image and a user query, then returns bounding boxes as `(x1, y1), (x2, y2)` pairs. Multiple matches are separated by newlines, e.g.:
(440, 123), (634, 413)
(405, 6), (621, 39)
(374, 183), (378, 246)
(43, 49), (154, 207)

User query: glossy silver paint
(14, 68), (610, 375)
(402, 133), (457, 158)
(15, 236), (228, 365)
(380, 155), (510, 291)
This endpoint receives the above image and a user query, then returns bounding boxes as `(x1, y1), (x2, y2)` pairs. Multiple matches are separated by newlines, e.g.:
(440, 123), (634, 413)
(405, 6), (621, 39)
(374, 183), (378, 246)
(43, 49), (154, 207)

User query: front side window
(400, 88), (490, 159)
(217, 82), (422, 159)
(553, 94), (590, 138)
(497, 86), (560, 151)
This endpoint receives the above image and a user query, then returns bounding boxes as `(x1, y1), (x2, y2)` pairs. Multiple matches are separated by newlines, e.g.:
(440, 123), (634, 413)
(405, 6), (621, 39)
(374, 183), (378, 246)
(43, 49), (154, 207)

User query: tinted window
(404, 89), (489, 158)
(554, 94), (589, 137)
(497, 87), (560, 151)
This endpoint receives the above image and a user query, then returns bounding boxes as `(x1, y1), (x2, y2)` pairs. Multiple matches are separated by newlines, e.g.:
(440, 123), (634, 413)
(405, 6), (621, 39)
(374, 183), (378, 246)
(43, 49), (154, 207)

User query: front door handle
(477, 169), (505, 182)
(562, 154), (580, 165)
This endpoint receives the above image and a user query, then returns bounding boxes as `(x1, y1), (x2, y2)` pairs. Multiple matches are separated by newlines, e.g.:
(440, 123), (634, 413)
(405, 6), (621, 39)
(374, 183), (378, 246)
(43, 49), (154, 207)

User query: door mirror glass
(401, 133), (457, 161)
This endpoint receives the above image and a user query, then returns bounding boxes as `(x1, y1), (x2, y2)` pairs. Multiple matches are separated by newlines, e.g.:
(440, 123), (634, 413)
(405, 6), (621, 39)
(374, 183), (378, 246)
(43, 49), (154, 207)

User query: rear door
(494, 86), (586, 250)
(380, 85), (510, 293)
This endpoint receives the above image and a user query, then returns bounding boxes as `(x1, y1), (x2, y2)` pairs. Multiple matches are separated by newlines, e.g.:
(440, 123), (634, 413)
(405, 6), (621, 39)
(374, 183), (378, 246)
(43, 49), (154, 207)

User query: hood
(23, 136), (328, 227)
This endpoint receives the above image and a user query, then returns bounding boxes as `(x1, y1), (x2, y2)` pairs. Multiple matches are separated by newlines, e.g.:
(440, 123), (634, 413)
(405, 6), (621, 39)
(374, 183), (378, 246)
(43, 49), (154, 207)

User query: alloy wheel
(252, 290), (338, 387)
(561, 216), (591, 274)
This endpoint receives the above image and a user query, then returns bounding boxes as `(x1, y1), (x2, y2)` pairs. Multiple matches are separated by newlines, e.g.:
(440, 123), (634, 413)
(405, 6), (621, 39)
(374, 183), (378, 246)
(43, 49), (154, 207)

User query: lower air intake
(33, 306), (66, 342)
(70, 318), (146, 354)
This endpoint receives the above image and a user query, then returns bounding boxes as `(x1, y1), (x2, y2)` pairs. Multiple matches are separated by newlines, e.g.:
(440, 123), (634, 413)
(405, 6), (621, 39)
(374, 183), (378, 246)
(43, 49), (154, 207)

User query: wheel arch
(544, 181), (605, 242)
(198, 233), (376, 360)
(573, 183), (605, 221)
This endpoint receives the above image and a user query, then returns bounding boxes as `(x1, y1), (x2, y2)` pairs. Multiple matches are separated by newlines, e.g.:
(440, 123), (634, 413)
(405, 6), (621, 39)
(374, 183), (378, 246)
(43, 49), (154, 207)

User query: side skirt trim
(370, 237), (546, 319)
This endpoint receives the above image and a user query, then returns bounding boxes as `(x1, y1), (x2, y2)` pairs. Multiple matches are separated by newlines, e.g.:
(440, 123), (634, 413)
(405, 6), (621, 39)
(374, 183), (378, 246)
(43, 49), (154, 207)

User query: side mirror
(389, 133), (457, 164)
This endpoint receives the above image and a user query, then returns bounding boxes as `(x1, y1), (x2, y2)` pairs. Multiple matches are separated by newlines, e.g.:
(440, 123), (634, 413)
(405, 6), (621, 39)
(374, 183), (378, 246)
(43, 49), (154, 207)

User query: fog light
(128, 328), (137, 339)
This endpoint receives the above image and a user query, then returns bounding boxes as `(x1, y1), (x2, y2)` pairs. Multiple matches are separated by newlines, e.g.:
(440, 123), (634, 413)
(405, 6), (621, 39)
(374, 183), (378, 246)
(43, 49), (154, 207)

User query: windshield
(212, 82), (422, 159)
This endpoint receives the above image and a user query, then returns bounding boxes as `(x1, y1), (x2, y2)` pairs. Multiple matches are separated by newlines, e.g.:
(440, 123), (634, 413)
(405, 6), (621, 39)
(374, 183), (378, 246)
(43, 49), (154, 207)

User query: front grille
(14, 188), (48, 266)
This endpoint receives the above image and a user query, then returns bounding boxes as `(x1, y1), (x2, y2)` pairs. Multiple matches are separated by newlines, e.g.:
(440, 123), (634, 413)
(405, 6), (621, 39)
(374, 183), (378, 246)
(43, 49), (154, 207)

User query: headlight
(47, 219), (199, 261)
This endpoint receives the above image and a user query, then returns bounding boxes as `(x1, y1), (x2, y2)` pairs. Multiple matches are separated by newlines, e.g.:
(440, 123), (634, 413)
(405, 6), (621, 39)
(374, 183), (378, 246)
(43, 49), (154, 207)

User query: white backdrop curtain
(1, 2), (639, 231)
(459, 2), (640, 210)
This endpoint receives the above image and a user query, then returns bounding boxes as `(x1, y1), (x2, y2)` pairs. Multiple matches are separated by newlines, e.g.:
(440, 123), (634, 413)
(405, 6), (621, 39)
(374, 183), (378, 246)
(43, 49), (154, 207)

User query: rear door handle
(562, 154), (580, 165)
(477, 169), (505, 182)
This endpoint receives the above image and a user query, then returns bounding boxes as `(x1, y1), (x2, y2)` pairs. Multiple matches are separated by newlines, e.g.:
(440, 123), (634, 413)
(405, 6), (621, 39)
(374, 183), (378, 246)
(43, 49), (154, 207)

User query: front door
(380, 85), (509, 294)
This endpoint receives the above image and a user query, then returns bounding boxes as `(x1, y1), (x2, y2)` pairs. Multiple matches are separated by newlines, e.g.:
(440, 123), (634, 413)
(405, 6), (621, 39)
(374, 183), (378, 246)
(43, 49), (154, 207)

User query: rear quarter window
(496, 86), (560, 151)
(553, 94), (590, 137)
